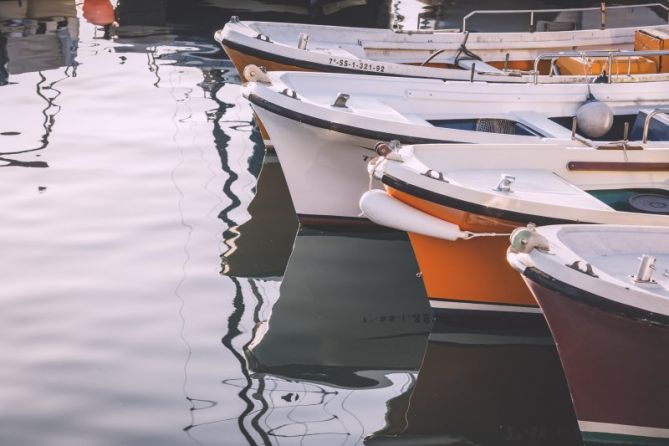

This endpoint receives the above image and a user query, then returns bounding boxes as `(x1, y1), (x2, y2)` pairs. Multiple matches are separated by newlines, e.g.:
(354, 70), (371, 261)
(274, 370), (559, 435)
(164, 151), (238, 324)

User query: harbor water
(2, 0), (646, 444)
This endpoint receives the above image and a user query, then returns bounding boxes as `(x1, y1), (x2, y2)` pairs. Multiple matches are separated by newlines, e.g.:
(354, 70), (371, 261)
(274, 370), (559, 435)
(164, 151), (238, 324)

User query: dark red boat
(507, 224), (669, 445)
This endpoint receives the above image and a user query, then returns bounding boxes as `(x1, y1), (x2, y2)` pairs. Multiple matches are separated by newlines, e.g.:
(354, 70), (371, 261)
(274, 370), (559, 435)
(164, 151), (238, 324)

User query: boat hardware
(423, 169), (446, 181)
(280, 88), (298, 99)
(242, 64), (271, 84)
(470, 64), (475, 82)
(229, 16), (240, 24)
(567, 260), (599, 277)
(374, 141), (392, 157)
(509, 224), (550, 253)
(642, 107), (669, 143)
(633, 255), (657, 283)
(256, 33), (271, 42)
(421, 48), (446, 66)
(533, 48), (669, 84)
(622, 122), (629, 160)
(297, 33), (309, 50)
(495, 174), (515, 192)
(461, 3), (668, 33)
(568, 161), (669, 171)
(332, 93), (350, 108)
(628, 193), (669, 213)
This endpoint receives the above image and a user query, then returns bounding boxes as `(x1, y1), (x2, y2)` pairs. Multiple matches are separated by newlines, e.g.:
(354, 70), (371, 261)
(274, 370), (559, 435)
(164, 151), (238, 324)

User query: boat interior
(429, 108), (669, 143)
(394, 143), (669, 216)
(240, 4), (669, 75)
(550, 226), (669, 297)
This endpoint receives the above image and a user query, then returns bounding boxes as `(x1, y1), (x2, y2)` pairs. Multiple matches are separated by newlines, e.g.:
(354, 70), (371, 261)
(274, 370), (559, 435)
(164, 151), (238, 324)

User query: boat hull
(222, 42), (314, 80)
(251, 101), (391, 222)
(522, 269), (669, 446)
(383, 185), (539, 313)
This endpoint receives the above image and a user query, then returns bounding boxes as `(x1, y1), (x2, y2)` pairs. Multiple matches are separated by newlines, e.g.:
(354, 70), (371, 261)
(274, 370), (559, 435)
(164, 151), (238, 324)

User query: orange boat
(360, 141), (669, 316)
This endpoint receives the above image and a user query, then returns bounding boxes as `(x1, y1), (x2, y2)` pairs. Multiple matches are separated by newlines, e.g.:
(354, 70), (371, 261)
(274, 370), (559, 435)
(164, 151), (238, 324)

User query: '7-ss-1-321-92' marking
(328, 57), (385, 72)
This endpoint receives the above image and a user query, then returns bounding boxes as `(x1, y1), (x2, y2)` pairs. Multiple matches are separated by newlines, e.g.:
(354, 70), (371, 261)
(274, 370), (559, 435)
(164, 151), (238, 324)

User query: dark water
(0, 0), (600, 444)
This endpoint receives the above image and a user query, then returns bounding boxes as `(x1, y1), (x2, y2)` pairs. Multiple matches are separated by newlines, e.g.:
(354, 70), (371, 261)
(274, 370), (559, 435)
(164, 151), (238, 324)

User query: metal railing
(643, 107), (669, 143)
(461, 2), (669, 32)
(531, 48), (669, 83)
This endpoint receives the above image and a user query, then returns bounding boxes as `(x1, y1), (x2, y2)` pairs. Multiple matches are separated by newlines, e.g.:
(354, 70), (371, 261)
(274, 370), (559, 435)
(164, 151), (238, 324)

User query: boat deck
(446, 168), (614, 211)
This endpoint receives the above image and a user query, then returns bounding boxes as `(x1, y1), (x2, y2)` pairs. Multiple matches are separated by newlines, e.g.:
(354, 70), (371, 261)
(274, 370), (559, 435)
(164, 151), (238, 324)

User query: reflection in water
(0, 0), (78, 167)
(247, 225), (432, 385)
(0, 0), (600, 445)
(393, 0), (668, 32)
(213, 185), (433, 443)
(367, 320), (581, 446)
(222, 154), (298, 278)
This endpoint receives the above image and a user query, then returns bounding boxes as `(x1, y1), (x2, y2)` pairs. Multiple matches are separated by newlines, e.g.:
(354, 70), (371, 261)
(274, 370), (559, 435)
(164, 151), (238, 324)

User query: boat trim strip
(430, 298), (542, 314)
(580, 420), (669, 443)
(382, 174), (579, 226)
(222, 38), (420, 78)
(247, 93), (448, 145)
(523, 267), (669, 327)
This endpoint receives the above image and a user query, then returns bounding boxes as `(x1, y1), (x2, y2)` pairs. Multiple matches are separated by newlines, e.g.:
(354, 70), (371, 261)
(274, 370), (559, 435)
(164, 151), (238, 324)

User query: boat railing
(461, 3), (669, 33)
(531, 49), (669, 83)
(643, 107), (669, 143)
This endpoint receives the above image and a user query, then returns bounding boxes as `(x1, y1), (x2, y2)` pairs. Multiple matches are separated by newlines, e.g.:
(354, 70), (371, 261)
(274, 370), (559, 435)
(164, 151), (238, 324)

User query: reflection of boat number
(328, 58), (385, 72)
(362, 313), (432, 324)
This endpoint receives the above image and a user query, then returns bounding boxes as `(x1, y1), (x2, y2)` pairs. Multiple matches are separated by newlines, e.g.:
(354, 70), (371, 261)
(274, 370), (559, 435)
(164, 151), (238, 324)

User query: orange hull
(221, 44), (314, 79)
(222, 44), (308, 148)
(387, 187), (536, 309)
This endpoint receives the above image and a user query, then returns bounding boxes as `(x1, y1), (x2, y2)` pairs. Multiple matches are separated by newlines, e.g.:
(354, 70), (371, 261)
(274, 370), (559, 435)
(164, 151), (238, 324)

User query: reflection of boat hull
(222, 155), (298, 278)
(247, 227), (432, 387)
(367, 322), (580, 446)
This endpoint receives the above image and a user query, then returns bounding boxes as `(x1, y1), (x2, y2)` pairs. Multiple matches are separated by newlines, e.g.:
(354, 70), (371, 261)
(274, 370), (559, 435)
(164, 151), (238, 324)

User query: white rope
(367, 155), (386, 191)
(464, 231), (512, 239)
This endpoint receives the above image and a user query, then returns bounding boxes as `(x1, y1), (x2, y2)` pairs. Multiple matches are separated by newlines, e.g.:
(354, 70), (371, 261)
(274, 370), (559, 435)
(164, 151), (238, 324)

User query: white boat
(242, 67), (669, 222)
(360, 142), (669, 315)
(216, 3), (669, 83)
(507, 224), (669, 445)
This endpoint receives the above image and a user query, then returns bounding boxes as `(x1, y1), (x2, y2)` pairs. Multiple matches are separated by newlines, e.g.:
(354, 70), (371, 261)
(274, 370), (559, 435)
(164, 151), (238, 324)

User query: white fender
(359, 189), (469, 241)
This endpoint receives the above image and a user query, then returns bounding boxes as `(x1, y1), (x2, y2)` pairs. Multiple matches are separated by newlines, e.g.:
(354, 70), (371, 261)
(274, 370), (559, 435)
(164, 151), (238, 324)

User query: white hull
(218, 16), (669, 83)
(253, 104), (381, 220)
(246, 71), (669, 220)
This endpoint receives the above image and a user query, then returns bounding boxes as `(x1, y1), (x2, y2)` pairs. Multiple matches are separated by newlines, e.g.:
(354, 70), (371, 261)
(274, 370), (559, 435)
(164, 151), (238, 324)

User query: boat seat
(635, 28), (669, 73)
(555, 55), (658, 76)
(629, 109), (669, 141)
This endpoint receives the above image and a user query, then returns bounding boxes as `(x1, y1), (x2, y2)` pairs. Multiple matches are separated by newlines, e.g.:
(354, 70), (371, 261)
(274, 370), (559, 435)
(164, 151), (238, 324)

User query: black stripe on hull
(382, 174), (581, 227)
(222, 38), (441, 79)
(247, 93), (449, 145)
(523, 267), (669, 327)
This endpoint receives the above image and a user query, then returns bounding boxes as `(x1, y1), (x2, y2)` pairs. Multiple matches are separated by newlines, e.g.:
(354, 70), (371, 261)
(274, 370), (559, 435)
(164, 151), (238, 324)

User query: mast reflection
(0, 0), (78, 167)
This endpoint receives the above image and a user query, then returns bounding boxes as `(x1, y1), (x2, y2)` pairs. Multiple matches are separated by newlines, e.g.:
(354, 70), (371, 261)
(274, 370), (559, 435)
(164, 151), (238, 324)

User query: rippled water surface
(0, 0), (596, 444)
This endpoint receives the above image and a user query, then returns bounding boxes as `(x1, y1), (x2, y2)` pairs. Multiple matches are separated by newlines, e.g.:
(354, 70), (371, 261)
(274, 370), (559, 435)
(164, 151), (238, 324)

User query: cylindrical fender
(360, 189), (469, 241)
